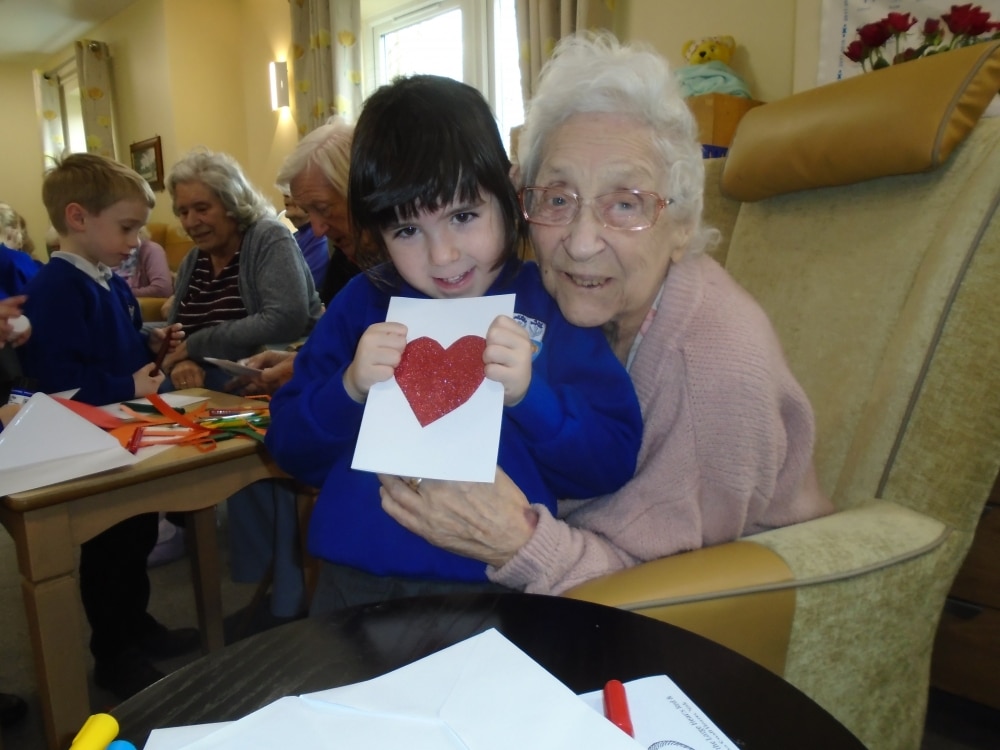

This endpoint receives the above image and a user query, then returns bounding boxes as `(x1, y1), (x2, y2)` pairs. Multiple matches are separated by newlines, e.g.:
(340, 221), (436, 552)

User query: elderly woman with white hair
(162, 148), (322, 390)
(378, 32), (832, 595)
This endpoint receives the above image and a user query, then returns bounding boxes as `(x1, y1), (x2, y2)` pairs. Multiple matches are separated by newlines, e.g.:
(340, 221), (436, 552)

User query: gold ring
(404, 477), (422, 490)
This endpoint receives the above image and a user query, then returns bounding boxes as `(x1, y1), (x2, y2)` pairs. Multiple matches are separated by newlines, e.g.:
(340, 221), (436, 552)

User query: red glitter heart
(395, 335), (487, 427)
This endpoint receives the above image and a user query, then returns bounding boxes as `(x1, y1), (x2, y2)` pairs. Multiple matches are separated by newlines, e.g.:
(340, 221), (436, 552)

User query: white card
(351, 294), (514, 482)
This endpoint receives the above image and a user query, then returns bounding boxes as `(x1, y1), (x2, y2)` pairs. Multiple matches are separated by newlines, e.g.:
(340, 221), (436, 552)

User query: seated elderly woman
(161, 149), (322, 390)
(378, 31), (832, 595)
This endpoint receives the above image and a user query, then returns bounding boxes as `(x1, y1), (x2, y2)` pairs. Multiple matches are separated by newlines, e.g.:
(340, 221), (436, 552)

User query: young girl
(266, 75), (642, 611)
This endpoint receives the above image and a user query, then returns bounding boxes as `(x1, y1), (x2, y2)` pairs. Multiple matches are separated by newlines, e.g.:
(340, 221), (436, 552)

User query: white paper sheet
(0, 393), (139, 496)
(579, 675), (739, 750)
(352, 295), (514, 482)
(144, 629), (641, 750)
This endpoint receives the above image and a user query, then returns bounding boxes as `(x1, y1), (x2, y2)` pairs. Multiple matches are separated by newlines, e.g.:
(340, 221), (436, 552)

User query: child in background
(0, 202), (42, 297)
(112, 225), (174, 299)
(266, 75), (642, 613)
(17, 153), (194, 700)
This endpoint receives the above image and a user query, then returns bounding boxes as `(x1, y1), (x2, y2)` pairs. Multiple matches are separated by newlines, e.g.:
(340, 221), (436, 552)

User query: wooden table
(113, 592), (866, 749)
(0, 389), (279, 750)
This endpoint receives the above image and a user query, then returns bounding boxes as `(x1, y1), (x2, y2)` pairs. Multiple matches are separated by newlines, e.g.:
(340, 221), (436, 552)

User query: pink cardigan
(490, 253), (832, 594)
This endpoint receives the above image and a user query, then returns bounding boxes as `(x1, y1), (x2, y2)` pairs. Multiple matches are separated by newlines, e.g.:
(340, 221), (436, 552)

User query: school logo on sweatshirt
(512, 313), (545, 360)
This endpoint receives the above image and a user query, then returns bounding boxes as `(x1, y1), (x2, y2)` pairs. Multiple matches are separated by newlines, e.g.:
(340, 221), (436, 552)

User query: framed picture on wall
(130, 136), (164, 191)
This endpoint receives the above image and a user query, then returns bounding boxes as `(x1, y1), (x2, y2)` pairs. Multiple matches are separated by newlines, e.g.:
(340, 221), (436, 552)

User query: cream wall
(621, 0), (798, 103)
(0, 62), (49, 256)
(0, 0), (297, 237)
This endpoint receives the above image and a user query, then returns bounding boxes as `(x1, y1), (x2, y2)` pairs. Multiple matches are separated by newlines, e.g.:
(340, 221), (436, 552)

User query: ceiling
(0, 0), (138, 63)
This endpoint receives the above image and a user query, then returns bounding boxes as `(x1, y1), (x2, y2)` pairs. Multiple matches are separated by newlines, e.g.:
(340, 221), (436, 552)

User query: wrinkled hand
(132, 362), (167, 397)
(378, 467), (536, 568)
(170, 359), (205, 390)
(484, 315), (533, 406)
(161, 339), (190, 371)
(344, 322), (407, 403)
(228, 350), (297, 395)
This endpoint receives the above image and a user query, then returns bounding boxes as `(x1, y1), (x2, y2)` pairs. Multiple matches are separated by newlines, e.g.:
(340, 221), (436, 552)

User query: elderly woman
(378, 32), (832, 595)
(162, 148), (322, 390)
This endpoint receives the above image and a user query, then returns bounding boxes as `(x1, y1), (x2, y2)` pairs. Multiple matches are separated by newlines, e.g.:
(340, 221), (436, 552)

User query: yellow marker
(70, 713), (118, 749)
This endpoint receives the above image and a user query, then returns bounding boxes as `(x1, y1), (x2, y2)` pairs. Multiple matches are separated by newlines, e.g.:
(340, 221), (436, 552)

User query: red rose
(942, 4), (991, 36)
(885, 12), (918, 33)
(843, 40), (867, 63)
(893, 48), (920, 64)
(858, 21), (893, 48)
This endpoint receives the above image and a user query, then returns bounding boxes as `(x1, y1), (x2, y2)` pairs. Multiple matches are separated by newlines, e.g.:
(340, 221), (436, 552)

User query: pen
(126, 425), (145, 454)
(603, 679), (634, 738)
(149, 333), (172, 376)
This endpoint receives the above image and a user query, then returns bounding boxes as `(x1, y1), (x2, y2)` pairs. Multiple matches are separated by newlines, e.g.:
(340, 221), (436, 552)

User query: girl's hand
(344, 322), (407, 403)
(484, 315), (532, 406)
(133, 363), (167, 397)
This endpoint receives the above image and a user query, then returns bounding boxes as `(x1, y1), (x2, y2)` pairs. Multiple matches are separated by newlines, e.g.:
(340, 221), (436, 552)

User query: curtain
(33, 69), (67, 167)
(515, 0), (617, 99)
(289, 0), (363, 136)
(75, 40), (116, 158)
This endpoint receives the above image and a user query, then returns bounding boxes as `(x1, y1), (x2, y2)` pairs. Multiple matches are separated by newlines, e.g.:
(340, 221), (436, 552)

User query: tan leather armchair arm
(563, 540), (796, 674)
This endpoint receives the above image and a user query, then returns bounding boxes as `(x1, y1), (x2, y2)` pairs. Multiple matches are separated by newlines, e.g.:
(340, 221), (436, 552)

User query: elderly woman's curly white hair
(516, 31), (718, 257)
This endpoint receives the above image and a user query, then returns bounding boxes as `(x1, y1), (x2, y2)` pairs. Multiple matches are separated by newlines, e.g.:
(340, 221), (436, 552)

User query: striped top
(175, 250), (247, 335)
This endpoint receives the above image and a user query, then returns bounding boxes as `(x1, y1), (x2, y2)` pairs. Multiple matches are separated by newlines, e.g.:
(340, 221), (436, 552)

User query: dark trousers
(79, 512), (160, 660)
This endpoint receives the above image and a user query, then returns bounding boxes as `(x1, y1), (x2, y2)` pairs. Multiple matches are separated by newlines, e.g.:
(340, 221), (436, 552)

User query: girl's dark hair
(349, 75), (524, 281)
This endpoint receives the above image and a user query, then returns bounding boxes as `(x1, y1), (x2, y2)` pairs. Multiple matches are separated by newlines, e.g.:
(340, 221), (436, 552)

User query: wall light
(269, 61), (290, 110)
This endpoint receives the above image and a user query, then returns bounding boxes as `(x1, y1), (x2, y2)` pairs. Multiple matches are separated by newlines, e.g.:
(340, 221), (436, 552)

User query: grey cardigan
(168, 217), (323, 361)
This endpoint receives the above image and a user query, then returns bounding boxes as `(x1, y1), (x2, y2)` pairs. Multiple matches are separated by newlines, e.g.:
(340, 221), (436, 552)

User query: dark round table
(113, 592), (864, 749)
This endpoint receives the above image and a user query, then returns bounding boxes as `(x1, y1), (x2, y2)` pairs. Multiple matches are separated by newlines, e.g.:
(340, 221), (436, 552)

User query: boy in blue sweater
(266, 75), (642, 612)
(18, 153), (194, 700)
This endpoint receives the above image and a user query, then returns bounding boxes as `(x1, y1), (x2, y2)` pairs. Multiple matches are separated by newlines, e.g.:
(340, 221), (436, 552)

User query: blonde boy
(20, 153), (179, 404)
(17, 153), (196, 700)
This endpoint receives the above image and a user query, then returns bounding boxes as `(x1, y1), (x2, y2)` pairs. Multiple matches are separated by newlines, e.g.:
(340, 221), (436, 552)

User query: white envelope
(0, 392), (139, 496)
(173, 629), (641, 750)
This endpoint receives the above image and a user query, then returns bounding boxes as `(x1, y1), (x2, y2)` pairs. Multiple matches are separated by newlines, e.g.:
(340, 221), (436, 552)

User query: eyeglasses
(519, 187), (671, 231)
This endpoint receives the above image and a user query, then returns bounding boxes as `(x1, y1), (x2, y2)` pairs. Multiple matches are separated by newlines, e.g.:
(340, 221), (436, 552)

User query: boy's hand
(0, 295), (29, 348)
(484, 315), (532, 406)
(0, 402), (22, 427)
(148, 323), (185, 354)
(344, 322), (407, 403)
(133, 363), (167, 397)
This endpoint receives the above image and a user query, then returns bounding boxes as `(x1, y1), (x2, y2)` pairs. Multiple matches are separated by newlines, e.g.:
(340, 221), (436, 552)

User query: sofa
(564, 41), (1000, 750)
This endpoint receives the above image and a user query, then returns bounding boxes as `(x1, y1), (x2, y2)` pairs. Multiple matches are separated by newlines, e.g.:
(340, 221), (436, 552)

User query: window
(363, 0), (523, 152)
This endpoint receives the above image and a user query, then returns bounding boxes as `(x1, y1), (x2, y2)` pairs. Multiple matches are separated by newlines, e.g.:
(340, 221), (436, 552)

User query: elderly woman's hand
(378, 467), (538, 568)
(170, 359), (206, 390)
(227, 350), (297, 394)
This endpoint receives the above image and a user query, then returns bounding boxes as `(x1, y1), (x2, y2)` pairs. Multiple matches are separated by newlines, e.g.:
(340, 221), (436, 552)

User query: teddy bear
(676, 35), (751, 99)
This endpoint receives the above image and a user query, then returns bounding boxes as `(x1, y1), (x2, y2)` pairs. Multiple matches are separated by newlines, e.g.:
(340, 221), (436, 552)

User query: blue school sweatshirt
(266, 260), (642, 581)
(19, 257), (151, 405)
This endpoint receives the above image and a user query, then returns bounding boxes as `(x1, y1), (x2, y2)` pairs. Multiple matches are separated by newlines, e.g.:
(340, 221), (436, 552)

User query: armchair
(565, 41), (1000, 750)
